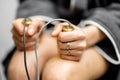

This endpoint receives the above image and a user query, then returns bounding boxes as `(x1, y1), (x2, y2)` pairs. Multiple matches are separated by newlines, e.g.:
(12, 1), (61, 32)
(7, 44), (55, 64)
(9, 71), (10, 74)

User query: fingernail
(28, 28), (34, 35)
(52, 25), (62, 36)
(52, 30), (57, 35)
(51, 32), (57, 37)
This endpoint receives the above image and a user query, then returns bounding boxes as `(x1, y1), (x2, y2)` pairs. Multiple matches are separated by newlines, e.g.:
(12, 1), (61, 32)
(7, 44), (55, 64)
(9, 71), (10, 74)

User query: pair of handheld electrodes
(23, 18), (74, 80)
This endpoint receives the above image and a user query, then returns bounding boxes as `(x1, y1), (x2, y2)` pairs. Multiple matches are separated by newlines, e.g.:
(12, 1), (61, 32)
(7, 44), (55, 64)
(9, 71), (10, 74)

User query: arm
(82, 25), (106, 48)
(79, 2), (120, 65)
(12, 0), (59, 50)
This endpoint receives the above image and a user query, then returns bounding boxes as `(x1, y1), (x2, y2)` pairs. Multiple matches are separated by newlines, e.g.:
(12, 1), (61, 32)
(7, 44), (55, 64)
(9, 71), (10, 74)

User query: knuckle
(58, 33), (65, 42)
(13, 36), (17, 42)
(57, 42), (61, 48)
(16, 40), (23, 48)
(19, 32), (23, 36)
(20, 37), (24, 42)
(78, 43), (86, 49)
(77, 33), (85, 39)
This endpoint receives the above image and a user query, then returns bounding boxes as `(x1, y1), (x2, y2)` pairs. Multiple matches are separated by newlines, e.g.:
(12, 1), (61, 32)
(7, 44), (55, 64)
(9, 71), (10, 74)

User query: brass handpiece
(22, 18), (32, 27)
(62, 25), (74, 32)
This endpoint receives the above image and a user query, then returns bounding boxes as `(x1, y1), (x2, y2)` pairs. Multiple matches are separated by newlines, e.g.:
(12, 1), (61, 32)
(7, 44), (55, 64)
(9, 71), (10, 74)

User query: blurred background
(0, 0), (18, 79)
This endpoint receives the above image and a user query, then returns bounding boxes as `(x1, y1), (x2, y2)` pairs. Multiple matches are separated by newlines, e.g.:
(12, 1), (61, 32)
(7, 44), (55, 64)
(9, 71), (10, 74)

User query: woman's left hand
(52, 23), (87, 61)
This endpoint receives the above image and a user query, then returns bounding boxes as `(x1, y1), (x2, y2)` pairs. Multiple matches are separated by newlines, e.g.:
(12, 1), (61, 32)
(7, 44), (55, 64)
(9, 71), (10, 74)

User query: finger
(60, 54), (80, 61)
(26, 34), (38, 42)
(52, 22), (74, 37)
(27, 19), (45, 36)
(13, 32), (38, 43)
(12, 27), (40, 50)
(12, 18), (25, 36)
(13, 36), (36, 50)
(51, 23), (63, 37)
(15, 42), (35, 51)
(12, 24), (41, 42)
(14, 36), (35, 48)
(58, 40), (86, 50)
(58, 30), (85, 42)
(13, 36), (24, 50)
(16, 42), (38, 51)
(12, 27), (23, 42)
(58, 49), (82, 57)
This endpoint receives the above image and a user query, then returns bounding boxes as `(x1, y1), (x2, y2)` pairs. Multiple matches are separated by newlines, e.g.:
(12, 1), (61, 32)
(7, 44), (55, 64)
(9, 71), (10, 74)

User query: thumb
(27, 19), (44, 36)
(51, 24), (63, 37)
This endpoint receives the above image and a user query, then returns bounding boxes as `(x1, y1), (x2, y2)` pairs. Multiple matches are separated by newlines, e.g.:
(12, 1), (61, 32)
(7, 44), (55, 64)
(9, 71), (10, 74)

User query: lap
(8, 34), (109, 80)
(42, 47), (109, 80)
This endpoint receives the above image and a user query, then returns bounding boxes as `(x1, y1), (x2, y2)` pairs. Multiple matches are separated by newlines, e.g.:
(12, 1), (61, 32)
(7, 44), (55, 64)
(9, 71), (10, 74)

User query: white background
(0, 0), (18, 62)
(0, 0), (18, 79)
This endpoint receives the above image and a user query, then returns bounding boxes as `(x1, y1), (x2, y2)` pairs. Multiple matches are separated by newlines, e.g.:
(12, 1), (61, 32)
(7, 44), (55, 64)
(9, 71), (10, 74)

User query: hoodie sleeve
(78, 3), (120, 65)
(16, 0), (58, 18)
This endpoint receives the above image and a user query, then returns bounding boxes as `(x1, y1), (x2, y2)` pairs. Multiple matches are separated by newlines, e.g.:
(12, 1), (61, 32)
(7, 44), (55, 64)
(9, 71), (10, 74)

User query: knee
(42, 56), (82, 80)
(8, 51), (36, 80)
(42, 47), (109, 80)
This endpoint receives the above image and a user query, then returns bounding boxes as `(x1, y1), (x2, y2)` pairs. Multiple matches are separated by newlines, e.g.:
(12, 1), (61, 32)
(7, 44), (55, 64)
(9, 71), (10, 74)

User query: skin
(42, 47), (109, 80)
(8, 18), (108, 80)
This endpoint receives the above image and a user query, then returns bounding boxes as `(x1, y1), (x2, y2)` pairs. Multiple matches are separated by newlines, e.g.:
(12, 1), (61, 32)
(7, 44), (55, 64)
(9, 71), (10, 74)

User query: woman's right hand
(11, 18), (45, 51)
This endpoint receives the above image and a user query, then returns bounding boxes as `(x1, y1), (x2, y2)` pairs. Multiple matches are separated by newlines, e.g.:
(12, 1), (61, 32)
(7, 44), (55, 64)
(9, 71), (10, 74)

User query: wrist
(82, 25), (106, 47)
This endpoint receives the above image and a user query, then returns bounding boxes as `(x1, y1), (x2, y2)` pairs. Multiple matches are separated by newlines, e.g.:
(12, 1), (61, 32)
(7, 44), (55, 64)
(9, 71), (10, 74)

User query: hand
(52, 23), (87, 61)
(11, 18), (45, 50)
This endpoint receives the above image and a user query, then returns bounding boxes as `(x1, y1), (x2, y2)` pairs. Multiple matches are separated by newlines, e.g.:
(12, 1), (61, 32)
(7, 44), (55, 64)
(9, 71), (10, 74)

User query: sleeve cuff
(94, 45), (120, 65)
(78, 20), (120, 65)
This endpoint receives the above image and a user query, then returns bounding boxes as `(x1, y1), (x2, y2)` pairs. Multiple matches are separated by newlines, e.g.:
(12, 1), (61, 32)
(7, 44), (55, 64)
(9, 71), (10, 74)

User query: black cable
(23, 18), (72, 80)
(23, 18), (30, 80)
